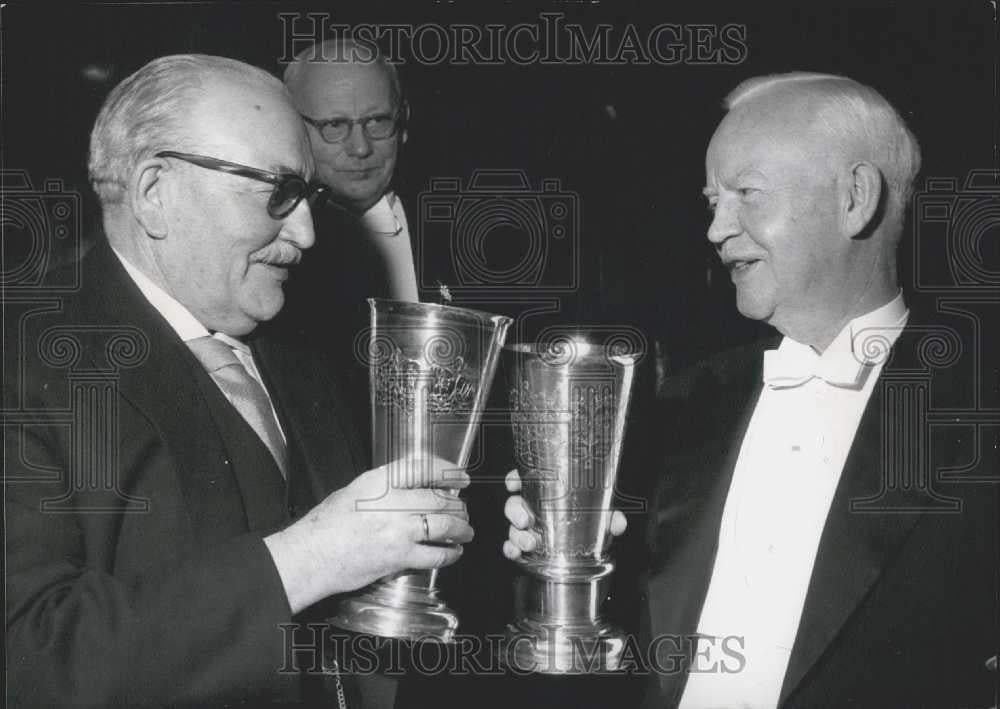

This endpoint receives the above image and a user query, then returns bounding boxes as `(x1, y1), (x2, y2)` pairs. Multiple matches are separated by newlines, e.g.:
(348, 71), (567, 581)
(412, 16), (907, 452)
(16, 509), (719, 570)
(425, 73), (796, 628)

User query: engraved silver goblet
(329, 299), (511, 642)
(503, 336), (641, 672)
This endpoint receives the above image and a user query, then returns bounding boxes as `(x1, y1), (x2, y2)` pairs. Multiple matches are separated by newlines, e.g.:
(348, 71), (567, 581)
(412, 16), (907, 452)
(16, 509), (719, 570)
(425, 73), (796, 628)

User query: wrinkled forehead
(288, 60), (397, 117)
(186, 76), (311, 174)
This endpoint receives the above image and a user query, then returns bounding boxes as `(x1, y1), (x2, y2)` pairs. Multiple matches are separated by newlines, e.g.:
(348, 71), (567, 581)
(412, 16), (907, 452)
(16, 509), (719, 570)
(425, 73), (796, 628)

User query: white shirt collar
(358, 192), (403, 236)
(765, 292), (909, 389)
(111, 247), (210, 343)
(834, 289), (909, 364)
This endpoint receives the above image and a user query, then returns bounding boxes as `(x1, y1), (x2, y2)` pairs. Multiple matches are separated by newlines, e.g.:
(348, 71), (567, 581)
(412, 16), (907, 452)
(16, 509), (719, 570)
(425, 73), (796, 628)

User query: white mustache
(252, 241), (302, 267)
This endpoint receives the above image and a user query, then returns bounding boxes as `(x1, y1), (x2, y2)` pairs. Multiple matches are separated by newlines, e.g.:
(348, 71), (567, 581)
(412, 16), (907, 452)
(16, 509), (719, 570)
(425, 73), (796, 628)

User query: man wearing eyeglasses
(5, 54), (471, 708)
(277, 40), (417, 399)
(284, 39), (409, 230)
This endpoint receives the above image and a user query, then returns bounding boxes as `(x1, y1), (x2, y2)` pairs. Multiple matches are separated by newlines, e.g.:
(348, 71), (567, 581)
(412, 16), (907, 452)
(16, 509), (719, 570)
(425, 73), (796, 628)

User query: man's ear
(130, 158), (170, 239)
(843, 161), (883, 239)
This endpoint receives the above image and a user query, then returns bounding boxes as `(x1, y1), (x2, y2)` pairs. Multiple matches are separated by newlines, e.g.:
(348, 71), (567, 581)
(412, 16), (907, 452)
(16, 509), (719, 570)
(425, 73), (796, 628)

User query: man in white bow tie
(277, 38), (418, 402)
(656, 72), (994, 709)
(284, 38), (417, 302)
(504, 72), (996, 709)
(674, 72), (918, 708)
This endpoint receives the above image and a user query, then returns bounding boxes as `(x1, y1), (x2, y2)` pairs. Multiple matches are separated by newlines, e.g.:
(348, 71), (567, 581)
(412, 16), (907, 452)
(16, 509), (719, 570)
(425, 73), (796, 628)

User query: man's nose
(281, 199), (316, 250)
(343, 123), (373, 158)
(707, 197), (741, 245)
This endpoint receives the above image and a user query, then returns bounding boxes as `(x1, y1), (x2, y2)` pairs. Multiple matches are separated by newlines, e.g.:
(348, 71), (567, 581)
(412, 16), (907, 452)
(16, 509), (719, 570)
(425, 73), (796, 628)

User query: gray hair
(88, 54), (283, 206)
(725, 72), (921, 235)
(282, 38), (402, 108)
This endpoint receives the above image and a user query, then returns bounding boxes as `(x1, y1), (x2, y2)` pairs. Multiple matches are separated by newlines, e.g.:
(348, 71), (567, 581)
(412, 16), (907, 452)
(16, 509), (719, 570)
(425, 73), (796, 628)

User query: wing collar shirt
(111, 247), (286, 442)
(678, 292), (908, 709)
(358, 192), (419, 302)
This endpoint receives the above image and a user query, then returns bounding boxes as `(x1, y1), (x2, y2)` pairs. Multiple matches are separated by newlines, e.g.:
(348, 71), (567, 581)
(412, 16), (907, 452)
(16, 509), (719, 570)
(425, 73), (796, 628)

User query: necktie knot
(186, 335), (288, 479)
(187, 335), (241, 374)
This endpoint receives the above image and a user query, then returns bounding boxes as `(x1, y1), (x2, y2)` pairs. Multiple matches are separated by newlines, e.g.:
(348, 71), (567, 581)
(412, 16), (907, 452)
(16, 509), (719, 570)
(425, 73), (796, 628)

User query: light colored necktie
(187, 335), (288, 479)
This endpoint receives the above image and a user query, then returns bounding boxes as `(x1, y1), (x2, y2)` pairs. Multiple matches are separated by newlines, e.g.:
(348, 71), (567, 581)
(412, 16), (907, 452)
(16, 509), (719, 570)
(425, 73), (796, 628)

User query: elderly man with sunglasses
(5, 54), (471, 709)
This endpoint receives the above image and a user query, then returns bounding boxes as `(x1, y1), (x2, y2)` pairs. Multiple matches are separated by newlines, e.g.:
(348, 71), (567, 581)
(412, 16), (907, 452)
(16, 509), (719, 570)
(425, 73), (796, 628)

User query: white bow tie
(762, 345), (869, 390)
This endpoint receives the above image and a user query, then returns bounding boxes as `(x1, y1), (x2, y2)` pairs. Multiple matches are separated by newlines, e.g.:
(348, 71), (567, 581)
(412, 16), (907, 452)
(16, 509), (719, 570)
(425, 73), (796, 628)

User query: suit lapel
(251, 336), (392, 708)
(188, 363), (289, 532)
(78, 241), (279, 539)
(646, 453), (740, 704)
(779, 318), (964, 704)
(646, 345), (766, 704)
(778, 382), (925, 704)
(252, 336), (366, 506)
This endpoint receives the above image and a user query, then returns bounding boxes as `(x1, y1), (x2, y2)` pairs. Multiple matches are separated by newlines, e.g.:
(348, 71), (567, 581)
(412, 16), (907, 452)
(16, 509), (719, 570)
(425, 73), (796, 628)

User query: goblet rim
(504, 340), (643, 366)
(368, 297), (513, 330)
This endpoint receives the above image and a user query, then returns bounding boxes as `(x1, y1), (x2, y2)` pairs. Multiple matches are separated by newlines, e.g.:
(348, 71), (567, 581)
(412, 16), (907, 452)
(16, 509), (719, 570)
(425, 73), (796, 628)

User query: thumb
(382, 455), (469, 490)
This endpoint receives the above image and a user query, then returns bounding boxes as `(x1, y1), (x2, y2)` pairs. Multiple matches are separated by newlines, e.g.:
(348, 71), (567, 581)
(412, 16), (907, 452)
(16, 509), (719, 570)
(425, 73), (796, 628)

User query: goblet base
(328, 573), (458, 642)
(504, 617), (626, 674)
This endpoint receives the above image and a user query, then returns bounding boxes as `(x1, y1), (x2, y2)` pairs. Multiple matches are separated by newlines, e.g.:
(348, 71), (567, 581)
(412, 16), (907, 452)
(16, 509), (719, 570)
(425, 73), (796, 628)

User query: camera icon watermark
(1, 169), (83, 293)
(847, 169), (1000, 513)
(912, 169), (999, 294)
(417, 169), (579, 297)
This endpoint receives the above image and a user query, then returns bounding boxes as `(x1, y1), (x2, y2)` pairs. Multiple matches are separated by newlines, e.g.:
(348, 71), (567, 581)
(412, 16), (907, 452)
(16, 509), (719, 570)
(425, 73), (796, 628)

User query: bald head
(282, 40), (405, 213)
(89, 54), (289, 208)
(724, 72), (921, 237)
(284, 39), (401, 109)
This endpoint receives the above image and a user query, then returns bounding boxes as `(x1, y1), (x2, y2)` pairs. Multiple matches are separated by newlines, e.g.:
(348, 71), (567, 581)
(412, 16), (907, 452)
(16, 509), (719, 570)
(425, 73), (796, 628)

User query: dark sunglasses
(155, 151), (327, 219)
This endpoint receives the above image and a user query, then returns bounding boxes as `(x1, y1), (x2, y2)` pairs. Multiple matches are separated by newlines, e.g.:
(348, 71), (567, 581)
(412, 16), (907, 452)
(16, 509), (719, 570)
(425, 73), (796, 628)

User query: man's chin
(735, 291), (775, 324)
(239, 290), (285, 329)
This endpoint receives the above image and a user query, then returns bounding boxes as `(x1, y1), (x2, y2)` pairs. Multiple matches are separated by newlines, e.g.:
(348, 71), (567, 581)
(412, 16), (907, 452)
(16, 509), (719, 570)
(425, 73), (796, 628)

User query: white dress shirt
(678, 293), (908, 709)
(359, 192), (419, 302)
(112, 248), (286, 443)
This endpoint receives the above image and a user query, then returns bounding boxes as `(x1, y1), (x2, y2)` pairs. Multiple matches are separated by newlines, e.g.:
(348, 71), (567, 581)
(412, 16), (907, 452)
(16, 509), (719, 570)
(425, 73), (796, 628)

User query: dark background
(3, 0), (996, 368)
(2, 2), (997, 704)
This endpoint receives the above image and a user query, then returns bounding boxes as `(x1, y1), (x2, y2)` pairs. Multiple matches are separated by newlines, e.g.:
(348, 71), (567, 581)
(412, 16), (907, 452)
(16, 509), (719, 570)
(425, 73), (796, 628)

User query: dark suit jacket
(640, 318), (998, 708)
(276, 199), (404, 419)
(4, 239), (396, 708)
